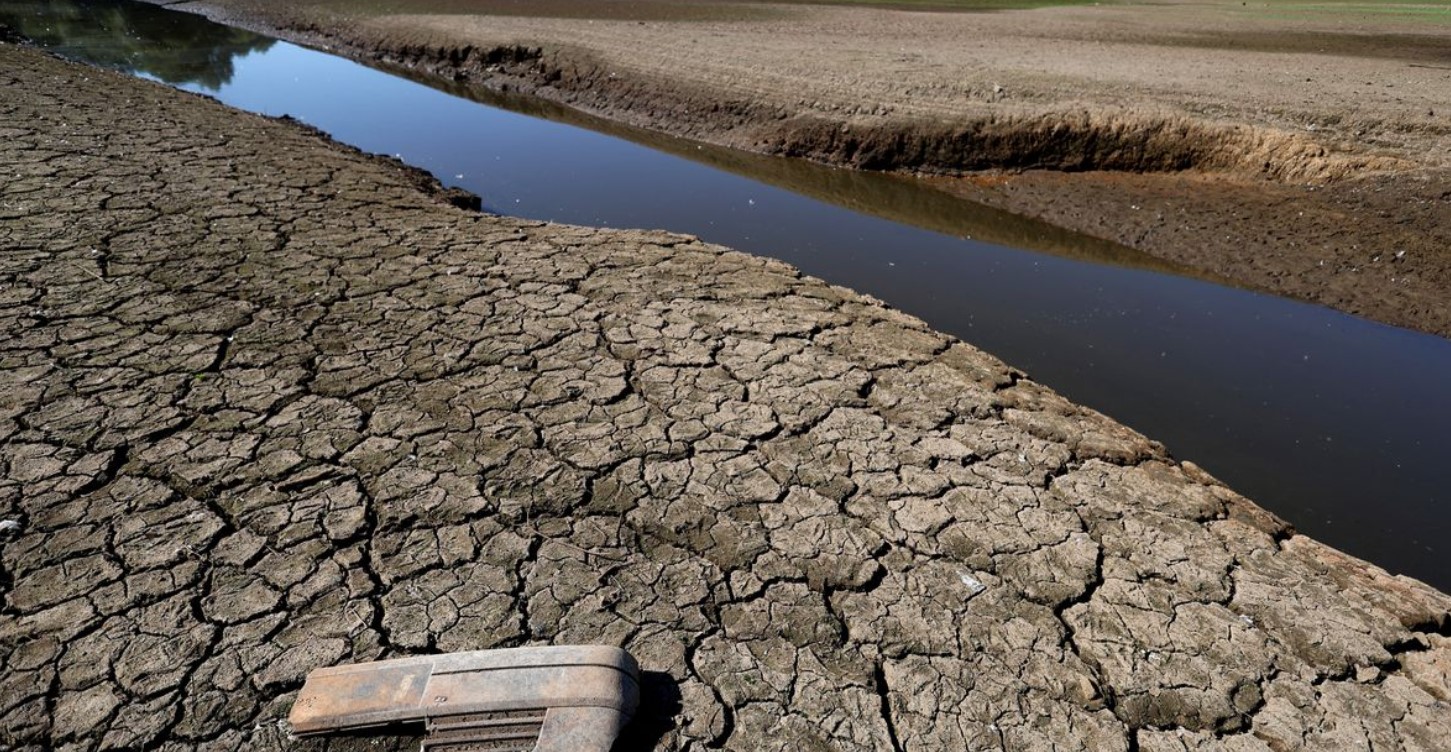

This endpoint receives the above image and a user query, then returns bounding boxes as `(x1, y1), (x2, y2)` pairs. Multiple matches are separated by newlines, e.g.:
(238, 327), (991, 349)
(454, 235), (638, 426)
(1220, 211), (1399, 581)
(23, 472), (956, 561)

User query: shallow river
(6, 0), (1448, 590)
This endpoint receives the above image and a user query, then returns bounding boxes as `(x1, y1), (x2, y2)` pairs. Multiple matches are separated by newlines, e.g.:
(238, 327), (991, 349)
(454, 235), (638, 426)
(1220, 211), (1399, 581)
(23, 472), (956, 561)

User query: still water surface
(6, 0), (1448, 590)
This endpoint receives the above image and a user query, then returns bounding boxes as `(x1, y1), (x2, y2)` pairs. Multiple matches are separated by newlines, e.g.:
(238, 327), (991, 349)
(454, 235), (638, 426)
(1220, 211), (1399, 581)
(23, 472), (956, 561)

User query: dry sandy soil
(153, 0), (1451, 337)
(5, 39), (1451, 751)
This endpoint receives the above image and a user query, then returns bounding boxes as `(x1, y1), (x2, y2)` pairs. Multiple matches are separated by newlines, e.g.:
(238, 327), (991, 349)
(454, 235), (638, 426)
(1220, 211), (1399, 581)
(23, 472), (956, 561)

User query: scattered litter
(1239, 614), (1256, 628)
(959, 571), (986, 596)
(0, 519), (21, 534)
(290, 647), (639, 748)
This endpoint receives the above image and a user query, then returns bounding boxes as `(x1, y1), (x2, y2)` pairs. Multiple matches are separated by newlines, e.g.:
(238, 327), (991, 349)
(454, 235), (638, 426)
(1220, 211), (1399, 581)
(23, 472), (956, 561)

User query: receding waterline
(9, 0), (1449, 591)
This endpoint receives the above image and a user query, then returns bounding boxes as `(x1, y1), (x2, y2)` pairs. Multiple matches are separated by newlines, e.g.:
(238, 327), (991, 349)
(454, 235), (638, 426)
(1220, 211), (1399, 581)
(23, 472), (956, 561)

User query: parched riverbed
(5, 0), (1450, 591)
(3, 38), (1451, 752)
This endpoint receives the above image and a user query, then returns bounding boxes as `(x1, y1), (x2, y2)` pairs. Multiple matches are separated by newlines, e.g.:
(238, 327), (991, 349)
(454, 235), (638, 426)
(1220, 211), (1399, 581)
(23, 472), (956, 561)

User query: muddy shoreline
(142, 0), (1451, 338)
(6, 38), (1451, 750)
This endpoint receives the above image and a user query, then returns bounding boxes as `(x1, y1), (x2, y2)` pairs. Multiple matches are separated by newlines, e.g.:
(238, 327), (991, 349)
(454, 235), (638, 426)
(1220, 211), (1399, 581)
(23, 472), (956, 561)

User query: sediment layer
(344, 37), (1406, 182)
(138, 0), (1451, 339)
(3, 42), (1450, 751)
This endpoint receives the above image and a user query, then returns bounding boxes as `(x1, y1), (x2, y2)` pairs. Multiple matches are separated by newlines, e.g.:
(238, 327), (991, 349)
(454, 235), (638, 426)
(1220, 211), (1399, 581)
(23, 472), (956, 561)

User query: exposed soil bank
(4, 41), (1451, 752)
(145, 0), (1451, 337)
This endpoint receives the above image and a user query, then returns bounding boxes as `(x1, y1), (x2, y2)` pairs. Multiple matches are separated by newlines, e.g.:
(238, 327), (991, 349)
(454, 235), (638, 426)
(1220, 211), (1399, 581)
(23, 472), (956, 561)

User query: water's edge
(7, 0), (1448, 590)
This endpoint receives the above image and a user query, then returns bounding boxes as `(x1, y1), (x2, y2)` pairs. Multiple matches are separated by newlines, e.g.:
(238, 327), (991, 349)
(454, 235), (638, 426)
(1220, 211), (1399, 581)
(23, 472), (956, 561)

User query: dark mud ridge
(271, 29), (1400, 183)
(3, 43), (1451, 751)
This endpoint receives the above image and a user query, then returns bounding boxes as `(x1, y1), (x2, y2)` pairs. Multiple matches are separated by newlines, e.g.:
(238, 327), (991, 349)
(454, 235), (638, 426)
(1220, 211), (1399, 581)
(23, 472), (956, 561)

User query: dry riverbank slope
(145, 0), (1451, 338)
(4, 41), (1451, 751)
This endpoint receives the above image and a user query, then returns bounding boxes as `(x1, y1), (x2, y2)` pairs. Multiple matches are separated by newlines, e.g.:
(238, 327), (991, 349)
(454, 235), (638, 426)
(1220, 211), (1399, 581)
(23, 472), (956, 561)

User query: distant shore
(139, 0), (1451, 338)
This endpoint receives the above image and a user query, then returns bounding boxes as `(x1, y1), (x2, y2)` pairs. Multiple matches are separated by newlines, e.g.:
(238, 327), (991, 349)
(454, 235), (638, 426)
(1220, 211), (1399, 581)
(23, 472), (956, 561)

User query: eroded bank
(135, 0), (1451, 339)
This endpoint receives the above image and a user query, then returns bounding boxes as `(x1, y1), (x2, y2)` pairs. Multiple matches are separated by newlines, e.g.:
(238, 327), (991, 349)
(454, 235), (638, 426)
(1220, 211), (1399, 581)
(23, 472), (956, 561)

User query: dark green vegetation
(0, 0), (270, 88)
(1241, 0), (1451, 23)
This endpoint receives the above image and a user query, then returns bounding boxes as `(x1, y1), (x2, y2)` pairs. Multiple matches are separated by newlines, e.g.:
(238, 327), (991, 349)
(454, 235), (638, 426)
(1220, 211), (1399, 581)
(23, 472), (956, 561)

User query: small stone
(1354, 665), (1382, 683)
(959, 571), (986, 597)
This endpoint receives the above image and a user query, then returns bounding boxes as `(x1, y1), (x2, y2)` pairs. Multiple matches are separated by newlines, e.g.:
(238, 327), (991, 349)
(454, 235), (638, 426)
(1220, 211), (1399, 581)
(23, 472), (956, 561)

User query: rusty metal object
(289, 645), (640, 751)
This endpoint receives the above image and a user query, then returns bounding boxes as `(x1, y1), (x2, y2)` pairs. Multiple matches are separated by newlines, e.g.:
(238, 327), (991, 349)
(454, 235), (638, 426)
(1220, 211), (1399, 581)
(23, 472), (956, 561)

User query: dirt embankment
(5, 39), (1451, 752)
(151, 0), (1451, 337)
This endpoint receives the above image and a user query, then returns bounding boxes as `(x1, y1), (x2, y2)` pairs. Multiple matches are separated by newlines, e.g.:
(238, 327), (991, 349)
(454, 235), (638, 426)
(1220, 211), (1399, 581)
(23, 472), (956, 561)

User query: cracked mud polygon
(2, 42), (1450, 751)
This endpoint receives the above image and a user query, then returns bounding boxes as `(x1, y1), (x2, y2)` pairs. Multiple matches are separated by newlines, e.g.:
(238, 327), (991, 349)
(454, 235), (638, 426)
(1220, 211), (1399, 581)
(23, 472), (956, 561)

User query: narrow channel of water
(6, 0), (1448, 590)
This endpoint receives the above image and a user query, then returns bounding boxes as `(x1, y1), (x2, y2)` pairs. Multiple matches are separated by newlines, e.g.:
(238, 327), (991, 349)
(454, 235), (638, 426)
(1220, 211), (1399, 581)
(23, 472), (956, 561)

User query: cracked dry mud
(3, 43), (1450, 752)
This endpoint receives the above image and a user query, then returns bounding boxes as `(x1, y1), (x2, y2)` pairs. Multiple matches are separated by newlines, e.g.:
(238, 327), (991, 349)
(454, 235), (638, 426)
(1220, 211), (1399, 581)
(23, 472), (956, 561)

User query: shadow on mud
(614, 670), (683, 751)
